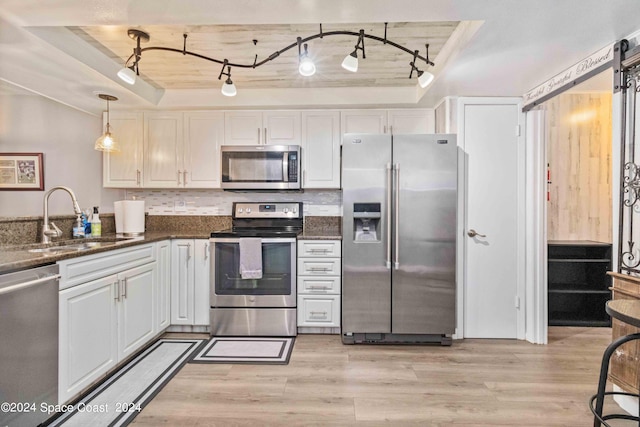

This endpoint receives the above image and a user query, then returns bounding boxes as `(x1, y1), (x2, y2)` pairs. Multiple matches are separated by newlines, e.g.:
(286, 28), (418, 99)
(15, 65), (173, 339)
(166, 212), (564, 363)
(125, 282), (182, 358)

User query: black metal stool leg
(593, 332), (640, 427)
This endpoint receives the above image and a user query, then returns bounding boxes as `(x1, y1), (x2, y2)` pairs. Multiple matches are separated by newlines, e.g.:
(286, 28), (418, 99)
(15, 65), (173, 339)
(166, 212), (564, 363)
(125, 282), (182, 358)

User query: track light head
(417, 69), (434, 88)
(298, 43), (316, 76)
(218, 61), (237, 96)
(341, 50), (359, 72)
(221, 77), (237, 97)
(117, 66), (137, 85)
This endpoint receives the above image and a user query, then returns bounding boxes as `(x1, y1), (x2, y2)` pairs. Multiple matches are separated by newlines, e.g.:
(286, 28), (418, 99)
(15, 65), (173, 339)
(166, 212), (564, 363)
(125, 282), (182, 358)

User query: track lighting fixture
(341, 30), (365, 73)
(117, 29), (148, 86)
(218, 60), (237, 97)
(297, 37), (316, 77)
(94, 94), (119, 152)
(117, 24), (436, 95)
(409, 45), (435, 88)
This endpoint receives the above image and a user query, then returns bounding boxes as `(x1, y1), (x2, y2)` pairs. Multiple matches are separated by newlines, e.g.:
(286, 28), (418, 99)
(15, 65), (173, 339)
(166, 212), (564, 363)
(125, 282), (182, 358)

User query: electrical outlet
(174, 200), (187, 212)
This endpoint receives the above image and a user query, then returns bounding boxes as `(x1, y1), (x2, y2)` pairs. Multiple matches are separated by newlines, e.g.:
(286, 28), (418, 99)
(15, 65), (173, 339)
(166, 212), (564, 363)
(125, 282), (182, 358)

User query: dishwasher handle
(0, 274), (61, 296)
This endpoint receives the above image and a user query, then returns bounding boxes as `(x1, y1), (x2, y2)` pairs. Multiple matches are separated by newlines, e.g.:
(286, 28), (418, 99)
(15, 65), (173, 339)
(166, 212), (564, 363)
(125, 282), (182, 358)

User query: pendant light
(94, 94), (120, 152)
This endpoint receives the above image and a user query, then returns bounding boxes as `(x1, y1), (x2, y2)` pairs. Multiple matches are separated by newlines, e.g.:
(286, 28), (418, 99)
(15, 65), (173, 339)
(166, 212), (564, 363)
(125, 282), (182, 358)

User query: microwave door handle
(282, 152), (289, 182)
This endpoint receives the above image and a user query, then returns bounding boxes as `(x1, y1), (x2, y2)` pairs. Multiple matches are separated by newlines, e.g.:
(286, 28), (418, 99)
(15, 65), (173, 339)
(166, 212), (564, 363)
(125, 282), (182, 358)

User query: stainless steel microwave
(220, 145), (301, 190)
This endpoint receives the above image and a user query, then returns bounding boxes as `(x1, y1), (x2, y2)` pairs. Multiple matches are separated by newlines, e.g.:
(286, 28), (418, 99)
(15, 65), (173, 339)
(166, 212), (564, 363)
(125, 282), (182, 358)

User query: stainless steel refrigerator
(341, 133), (457, 345)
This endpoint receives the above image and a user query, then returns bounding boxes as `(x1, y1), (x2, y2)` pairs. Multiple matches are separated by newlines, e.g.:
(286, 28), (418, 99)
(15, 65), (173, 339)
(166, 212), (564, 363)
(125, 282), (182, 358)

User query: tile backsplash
(125, 189), (342, 216)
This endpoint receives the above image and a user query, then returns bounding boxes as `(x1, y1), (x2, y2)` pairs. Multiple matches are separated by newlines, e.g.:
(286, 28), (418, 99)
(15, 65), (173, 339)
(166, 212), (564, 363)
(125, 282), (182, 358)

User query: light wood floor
(132, 327), (616, 426)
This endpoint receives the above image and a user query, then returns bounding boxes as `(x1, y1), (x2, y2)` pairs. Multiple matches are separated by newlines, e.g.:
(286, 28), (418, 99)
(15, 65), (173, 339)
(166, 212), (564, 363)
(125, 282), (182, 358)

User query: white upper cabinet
(183, 112), (224, 188)
(301, 111), (341, 189)
(341, 109), (435, 137)
(387, 109), (435, 134)
(144, 112), (184, 188)
(224, 111), (301, 145)
(143, 112), (223, 188)
(103, 112), (144, 188)
(341, 110), (388, 135)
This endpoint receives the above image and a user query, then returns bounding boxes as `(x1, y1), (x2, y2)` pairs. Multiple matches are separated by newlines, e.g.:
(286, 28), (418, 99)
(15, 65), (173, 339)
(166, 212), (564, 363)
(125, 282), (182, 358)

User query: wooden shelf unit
(548, 240), (612, 327)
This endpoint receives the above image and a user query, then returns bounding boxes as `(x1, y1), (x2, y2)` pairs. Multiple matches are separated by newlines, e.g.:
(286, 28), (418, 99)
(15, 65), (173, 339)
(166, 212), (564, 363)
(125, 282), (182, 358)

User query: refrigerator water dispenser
(353, 203), (381, 241)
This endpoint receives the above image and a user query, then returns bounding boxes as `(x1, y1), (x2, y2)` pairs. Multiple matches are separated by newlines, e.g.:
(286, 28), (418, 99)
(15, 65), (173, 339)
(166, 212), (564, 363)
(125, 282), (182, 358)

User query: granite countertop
(298, 228), (342, 240)
(0, 227), (342, 274)
(0, 232), (209, 274)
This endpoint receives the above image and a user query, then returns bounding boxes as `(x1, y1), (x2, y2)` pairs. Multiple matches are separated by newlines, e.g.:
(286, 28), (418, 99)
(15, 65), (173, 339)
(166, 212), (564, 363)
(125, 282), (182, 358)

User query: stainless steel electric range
(209, 202), (302, 336)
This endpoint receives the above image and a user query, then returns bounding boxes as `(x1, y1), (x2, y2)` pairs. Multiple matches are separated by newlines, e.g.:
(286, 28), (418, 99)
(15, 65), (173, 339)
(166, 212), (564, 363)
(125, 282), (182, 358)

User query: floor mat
(190, 336), (295, 364)
(48, 338), (204, 427)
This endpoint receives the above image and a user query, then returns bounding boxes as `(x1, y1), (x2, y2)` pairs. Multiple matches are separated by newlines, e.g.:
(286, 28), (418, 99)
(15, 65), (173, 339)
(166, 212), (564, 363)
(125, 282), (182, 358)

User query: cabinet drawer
(59, 244), (155, 290)
(298, 276), (341, 294)
(297, 240), (341, 257)
(297, 258), (340, 276)
(297, 295), (340, 327)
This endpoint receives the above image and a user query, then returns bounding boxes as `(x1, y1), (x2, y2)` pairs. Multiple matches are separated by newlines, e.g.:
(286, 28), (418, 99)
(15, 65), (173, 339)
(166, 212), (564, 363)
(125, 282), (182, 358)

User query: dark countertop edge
(0, 231), (342, 274)
(0, 232), (206, 274)
(298, 234), (342, 240)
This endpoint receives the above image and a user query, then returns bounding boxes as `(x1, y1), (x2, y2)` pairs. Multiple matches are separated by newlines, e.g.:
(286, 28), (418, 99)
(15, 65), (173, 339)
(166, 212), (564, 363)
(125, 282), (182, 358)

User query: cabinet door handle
(114, 281), (120, 302)
(122, 278), (127, 299)
(309, 249), (329, 253)
(183, 170), (188, 186)
(264, 127), (267, 144)
(258, 128), (261, 144)
(310, 311), (328, 317)
(384, 125), (387, 134)
(177, 171), (181, 185)
(308, 286), (330, 290)
(204, 242), (209, 260)
(136, 170), (141, 186)
(187, 243), (192, 261)
(309, 267), (331, 273)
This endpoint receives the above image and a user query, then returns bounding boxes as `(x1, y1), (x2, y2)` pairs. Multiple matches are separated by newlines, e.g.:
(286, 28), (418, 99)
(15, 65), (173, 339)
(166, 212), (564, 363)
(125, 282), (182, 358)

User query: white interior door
(461, 100), (523, 338)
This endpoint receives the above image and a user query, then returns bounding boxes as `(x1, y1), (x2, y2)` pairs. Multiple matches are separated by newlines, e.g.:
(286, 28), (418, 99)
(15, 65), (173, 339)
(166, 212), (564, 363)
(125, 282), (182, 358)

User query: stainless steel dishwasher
(0, 264), (60, 427)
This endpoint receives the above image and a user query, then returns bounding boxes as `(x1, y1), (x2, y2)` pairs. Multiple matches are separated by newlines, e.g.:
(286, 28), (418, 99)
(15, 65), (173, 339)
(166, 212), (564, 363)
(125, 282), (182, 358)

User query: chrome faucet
(42, 186), (82, 243)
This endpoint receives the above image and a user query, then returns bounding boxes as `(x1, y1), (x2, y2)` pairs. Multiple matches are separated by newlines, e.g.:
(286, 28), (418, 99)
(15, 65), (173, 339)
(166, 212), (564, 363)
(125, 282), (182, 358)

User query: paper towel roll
(114, 201), (125, 234)
(122, 200), (145, 236)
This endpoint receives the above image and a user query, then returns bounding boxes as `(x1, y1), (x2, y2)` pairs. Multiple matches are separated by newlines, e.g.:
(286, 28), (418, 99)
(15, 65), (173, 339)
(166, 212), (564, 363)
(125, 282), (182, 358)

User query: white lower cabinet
(297, 240), (342, 329)
(171, 239), (210, 326)
(58, 261), (155, 404)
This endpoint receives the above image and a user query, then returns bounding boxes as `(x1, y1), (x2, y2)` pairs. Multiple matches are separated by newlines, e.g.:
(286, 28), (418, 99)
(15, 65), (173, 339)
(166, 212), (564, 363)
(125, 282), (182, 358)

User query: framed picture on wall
(0, 152), (44, 190)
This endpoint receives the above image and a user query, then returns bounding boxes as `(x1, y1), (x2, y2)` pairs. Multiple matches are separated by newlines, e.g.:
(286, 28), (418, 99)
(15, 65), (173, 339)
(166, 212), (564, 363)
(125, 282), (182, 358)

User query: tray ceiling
(71, 22), (459, 90)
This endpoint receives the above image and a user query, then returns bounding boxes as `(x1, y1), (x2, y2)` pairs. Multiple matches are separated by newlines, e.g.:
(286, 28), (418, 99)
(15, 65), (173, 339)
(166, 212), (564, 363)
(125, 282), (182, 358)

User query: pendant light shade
(221, 78), (237, 97)
(341, 51), (359, 73)
(95, 94), (120, 152)
(417, 70), (434, 88)
(117, 66), (137, 85)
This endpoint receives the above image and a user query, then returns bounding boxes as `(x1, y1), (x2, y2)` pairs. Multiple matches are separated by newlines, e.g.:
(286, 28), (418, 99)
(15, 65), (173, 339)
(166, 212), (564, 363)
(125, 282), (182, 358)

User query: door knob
(467, 229), (486, 238)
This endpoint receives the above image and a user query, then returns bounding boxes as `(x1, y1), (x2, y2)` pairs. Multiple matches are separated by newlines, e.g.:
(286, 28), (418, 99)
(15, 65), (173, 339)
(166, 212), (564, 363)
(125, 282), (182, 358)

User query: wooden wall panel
(546, 92), (612, 242)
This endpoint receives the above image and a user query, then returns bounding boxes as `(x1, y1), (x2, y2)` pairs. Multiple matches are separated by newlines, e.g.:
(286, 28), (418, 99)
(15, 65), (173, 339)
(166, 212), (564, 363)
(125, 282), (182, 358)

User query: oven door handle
(209, 237), (297, 244)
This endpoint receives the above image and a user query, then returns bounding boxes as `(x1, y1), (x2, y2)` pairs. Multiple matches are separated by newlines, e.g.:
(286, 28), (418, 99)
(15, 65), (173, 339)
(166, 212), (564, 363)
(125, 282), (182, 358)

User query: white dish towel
(239, 238), (263, 279)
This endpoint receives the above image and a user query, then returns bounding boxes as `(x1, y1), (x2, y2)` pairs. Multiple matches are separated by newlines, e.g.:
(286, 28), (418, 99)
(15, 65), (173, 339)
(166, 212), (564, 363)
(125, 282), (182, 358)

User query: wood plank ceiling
(71, 22), (459, 90)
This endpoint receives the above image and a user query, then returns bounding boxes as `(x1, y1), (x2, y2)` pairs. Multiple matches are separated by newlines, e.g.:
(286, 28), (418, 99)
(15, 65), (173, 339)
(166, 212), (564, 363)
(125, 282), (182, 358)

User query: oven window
(214, 242), (293, 295)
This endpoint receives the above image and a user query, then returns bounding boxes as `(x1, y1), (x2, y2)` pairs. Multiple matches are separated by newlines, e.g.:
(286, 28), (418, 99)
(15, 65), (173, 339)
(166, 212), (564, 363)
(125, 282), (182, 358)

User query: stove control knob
(238, 208), (243, 213)
(284, 208), (289, 213)
(246, 208), (252, 213)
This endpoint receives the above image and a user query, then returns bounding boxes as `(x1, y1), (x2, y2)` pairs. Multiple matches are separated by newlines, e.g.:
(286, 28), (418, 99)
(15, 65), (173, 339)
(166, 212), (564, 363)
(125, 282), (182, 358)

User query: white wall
(0, 85), (124, 217)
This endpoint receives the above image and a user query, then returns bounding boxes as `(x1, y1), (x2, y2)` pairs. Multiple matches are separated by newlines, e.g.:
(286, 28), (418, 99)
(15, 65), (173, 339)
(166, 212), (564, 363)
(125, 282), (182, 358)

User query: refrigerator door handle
(386, 163), (392, 269)
(394, 163), (400, 270)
